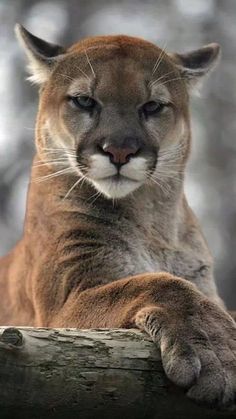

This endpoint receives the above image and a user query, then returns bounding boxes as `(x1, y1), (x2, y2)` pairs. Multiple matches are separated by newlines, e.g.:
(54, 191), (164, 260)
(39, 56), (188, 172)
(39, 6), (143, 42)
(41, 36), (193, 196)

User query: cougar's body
(0, 26), (235, 407)
(0, 163), (217, 326)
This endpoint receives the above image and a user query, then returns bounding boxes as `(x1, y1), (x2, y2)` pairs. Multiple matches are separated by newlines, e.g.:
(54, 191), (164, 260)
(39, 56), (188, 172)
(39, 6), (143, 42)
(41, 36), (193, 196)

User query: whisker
(152, 42), (167, 76)
(63, 175), (87, 200)
(88, 190), (102, 206)
(158, 164), (184, 169)
(159, 147), (185, 156)
(158, 143), (186, 160)
(160, 141), (185, 151)
(33, 167), (74, 183)
(156, 171), (185, 178)
(57, 73), (74, 82)
(84, 49), (96, 78)
(158, 158), (185, 164)
(147, 172), (171, 197)
(158, 158), (186, 165)
(38, 150), (77, 160)
(154, 77), (184, 89)
(33, 159), (70, 167)
(158, 159), (185, 166)
(158, 158), (185, 166)
(40, 152), (76, 159)
(154, 168), (185, 175)
(79, 174), (88, 190)
(87, 190), (99, 202)
(149, 70), (176, 88)
(40, 147), (76, 152)
(157, 161), (185, 169)
(159, 146), (185, 156)
(152, 172), (184, 184)
(73, 64), (91, 81)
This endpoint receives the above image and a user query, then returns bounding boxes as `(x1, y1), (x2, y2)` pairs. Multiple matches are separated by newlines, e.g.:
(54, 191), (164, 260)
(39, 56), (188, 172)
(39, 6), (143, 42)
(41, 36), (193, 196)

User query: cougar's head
(16, 24), (220, 199)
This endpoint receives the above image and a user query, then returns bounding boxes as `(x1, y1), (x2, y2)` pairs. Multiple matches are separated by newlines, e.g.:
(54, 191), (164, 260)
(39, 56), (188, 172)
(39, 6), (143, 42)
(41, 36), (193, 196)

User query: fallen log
(0, 326), (234, 419)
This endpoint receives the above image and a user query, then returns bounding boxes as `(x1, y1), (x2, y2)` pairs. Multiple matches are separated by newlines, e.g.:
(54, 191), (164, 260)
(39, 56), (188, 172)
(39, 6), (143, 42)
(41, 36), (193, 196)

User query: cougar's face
(16, 25), (220, 199)
(40, 42), (190, 199)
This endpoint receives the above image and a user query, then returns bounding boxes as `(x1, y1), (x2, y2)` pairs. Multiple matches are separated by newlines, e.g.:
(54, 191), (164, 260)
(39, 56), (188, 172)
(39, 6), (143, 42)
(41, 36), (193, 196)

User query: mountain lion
(0, 24), (235, 408)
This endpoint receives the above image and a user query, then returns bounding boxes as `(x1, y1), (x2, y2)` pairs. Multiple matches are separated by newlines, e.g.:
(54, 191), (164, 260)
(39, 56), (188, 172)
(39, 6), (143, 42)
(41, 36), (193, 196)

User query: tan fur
(0, 27), (235, 407)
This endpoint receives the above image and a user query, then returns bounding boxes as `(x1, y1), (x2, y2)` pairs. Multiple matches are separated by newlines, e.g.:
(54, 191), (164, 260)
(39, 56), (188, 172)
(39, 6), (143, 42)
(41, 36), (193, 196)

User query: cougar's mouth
(95, 173), (139, 182)
(90, 171), (143, 199)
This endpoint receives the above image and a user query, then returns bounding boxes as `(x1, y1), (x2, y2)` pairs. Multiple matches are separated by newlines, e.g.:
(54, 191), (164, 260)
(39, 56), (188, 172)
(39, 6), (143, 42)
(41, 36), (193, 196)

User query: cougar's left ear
(169, 43), (221, 92)
(15, 23), (66, 84)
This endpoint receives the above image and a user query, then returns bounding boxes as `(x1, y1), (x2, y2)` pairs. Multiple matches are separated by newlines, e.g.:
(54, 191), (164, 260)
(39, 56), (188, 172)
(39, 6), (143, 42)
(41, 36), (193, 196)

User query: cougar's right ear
(15, 24), (66, 84)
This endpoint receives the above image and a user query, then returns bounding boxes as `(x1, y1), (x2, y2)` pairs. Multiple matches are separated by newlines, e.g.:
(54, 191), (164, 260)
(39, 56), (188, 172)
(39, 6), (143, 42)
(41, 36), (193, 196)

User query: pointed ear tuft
(169, 43), (221, 93)
(15, 23), (65, 84)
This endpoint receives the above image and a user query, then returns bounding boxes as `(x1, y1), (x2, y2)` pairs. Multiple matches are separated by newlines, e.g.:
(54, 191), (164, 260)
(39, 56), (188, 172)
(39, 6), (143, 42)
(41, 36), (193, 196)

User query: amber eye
(142, 101), (166, 116)
(70, 95), (97, 111)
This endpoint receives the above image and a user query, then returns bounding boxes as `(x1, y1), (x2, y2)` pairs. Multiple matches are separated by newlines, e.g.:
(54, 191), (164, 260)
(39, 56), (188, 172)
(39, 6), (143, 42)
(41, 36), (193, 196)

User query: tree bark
(0, 326), (234, 419)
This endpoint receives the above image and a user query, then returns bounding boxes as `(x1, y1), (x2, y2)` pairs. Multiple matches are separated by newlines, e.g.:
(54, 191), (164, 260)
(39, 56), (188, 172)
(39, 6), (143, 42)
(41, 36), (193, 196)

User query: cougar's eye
(142, 101), (165, 116)
(70, 95), (97, 111)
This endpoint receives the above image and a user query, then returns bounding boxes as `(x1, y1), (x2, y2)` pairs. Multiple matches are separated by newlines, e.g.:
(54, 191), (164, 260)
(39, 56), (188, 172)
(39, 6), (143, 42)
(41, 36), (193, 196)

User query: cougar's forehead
(64, 46), (179, 105)
(83, 56), (149, 104)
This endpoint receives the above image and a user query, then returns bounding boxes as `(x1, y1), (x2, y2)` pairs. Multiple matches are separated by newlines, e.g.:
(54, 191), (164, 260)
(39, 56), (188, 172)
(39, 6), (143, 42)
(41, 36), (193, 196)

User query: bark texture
(0, 326), (234, 419)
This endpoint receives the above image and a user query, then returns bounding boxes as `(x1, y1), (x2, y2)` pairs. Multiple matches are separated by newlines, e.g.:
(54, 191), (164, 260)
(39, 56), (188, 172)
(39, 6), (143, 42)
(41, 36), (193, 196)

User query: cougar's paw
(136, 301), (236, 408)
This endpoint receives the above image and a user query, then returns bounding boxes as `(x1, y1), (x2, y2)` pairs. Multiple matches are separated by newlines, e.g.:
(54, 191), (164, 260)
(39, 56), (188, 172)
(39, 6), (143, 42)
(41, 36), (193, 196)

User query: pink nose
(103, 145), (139, 165)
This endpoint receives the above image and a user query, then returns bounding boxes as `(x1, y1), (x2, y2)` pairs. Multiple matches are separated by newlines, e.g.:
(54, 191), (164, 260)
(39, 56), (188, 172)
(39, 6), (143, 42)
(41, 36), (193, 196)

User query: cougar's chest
(128, 243), (161, 275)
(123, 233), (209, 283)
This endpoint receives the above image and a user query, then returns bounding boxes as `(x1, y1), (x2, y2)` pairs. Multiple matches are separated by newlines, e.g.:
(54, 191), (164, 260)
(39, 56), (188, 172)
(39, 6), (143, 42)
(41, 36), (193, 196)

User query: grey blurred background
(0, 0), (235, 308)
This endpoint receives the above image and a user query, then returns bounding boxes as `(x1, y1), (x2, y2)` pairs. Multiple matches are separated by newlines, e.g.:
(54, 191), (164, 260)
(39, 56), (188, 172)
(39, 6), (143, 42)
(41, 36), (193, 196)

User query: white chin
(92, 178), (142, 199)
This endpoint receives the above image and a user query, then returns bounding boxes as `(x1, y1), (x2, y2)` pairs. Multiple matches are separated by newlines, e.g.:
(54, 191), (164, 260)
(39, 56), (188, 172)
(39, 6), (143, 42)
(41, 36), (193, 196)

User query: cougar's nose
(102, 139), (140, 166)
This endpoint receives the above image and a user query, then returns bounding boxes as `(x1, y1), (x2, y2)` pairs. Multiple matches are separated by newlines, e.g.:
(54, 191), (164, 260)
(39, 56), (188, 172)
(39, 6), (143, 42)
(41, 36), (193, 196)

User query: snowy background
(0, 0), (235, 308)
